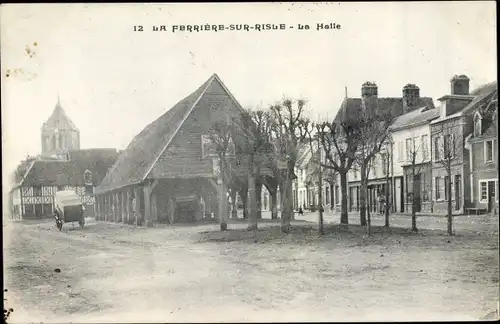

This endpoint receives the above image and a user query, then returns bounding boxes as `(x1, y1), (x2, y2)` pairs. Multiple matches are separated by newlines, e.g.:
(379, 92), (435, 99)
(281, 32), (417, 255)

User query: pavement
(3, 212), (499, 323)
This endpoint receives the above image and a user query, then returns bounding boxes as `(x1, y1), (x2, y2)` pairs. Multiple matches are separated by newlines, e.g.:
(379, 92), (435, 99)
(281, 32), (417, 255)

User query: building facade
(430, 76), (497, 214)
(466, 89), (498, 213)
(390, 106), (440, 213)
(334, 81), (435, 214)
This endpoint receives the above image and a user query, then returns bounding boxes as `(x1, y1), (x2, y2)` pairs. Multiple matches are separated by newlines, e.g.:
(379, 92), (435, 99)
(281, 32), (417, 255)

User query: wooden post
(113, 192), (117, 222)
(96, 195), (101, 220)
(121, 190), (125, 224)
(126, 189), (131, 224)
(107, 195), (111, 221)
(104, 195), (108, 221)
(144, 182), (152, 227)
(134, 186), (141, 226)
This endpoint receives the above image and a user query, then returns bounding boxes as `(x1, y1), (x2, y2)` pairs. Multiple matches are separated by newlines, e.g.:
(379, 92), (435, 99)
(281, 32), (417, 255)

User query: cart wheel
(79, 218), (85, 228)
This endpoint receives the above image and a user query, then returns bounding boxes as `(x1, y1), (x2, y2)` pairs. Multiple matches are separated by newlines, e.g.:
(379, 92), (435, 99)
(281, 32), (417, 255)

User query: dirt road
(3, 216), (499, 322)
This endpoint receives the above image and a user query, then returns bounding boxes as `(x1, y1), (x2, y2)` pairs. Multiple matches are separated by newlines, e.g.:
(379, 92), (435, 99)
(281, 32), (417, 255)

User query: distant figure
(298, 207), (304, 216)
(378, 195), (385, 214)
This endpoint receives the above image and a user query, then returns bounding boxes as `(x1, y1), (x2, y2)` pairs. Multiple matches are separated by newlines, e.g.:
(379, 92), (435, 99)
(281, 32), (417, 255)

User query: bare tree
(207, 120), (236, 231)
(269, 98), (310, 233)
(236, 108), (274, 232)
(308, 120), (359, 225)
(304, 134), (326, 235)
(432, 119), (463, 236)
(403, 132), (431, 232)
(355, 105), (395, 230)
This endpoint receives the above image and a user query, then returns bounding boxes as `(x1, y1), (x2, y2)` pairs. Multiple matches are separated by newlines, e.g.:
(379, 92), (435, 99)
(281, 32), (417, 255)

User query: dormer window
(83, 170), (92, 185)
(474, 112), (482, 137)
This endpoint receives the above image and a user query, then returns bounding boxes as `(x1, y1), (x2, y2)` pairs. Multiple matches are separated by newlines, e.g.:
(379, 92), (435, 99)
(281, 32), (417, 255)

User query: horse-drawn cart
(53, 190), (85, 230)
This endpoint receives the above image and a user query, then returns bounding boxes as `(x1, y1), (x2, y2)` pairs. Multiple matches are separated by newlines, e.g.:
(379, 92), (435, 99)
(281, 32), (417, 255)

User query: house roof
(96, 73), (244, 194)
(390, 106), (440, 131)
(42, 98), (78, 131)
(333, 96), (435, 124)
(16, 148), (119, 187)
(431, 81), (498, 125)
(462, 81), (498, 114)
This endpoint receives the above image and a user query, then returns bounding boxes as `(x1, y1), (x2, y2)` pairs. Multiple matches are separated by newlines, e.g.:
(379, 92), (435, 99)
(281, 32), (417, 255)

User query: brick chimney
(361, 81), (378, 98)
(402, 84), (420, 114)
(450, 75), (470, 95)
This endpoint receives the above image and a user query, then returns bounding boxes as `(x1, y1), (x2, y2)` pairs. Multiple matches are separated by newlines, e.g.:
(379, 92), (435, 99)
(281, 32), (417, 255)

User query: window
(84, 170), (92, 185)
(485, 140), (494, 163)
(434, 136), (440, 160)
(434, 177), (444, 200)
(480, 181), (487, 201)
(33, 186), (42, 196)
(406, 138), (412, 161)
(398, 141), (404, 162)
(443, 135), (450, 157)
(85, 185), (94, 195)
(421, 135), (429, 160)
(474, 114), (482, 137)
(444, 176), (449, 200)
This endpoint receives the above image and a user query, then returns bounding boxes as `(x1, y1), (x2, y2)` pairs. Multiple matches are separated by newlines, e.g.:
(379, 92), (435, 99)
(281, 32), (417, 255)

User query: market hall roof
(95, 73), (246, 194)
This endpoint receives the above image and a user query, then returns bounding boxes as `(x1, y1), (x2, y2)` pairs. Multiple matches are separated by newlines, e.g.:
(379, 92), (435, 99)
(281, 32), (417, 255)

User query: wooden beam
(134, 186), (141, 226)
(150, 179), (159, 195)
(126, 189), (131, 224)
(113, 192), (118, 222)
(121, 190), (125, 224)
(208, 178), (218, 191)
(143, 182), (152, 227)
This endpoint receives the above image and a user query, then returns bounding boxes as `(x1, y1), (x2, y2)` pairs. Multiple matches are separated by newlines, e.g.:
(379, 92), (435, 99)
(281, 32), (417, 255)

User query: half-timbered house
(10, 149), (119, 219)
(94, 73), (262, 226)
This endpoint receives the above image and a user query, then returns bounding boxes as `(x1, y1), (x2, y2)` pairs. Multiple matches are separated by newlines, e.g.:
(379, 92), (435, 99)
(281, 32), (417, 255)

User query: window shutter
(451, 134), (456, 157)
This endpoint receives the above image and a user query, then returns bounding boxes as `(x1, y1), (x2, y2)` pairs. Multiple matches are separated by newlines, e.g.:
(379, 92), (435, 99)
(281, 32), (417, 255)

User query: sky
(1, 2), (497, 184)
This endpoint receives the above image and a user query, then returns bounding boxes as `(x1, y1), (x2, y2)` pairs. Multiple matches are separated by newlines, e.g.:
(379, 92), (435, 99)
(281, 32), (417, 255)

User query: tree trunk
(359, 164), (367, 226)
(256, 178), (262, 220)
(280, 176), (293, 233)
(384, 171), (390, 227)
(270, 190), (278, 220)
(330, 183), (334, 210)
(340, 172), (349, 225)
(218, 179), (228, 231)
(447, 175), (453, 235)
(318, 166), (324, 236)
(411, 170), (418, 232)
(247, 172), (258, 231)
(230, 189), (238, 219)
(366, 184), (371, 236)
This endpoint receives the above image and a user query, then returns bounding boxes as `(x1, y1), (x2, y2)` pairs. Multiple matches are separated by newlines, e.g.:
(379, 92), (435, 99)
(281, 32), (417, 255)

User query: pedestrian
(378, 194), (385, 214)
(298, 207), (303, 216)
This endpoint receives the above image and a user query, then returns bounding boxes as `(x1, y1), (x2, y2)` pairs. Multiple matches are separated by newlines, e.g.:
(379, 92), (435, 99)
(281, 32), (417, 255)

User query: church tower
(41, 96), (80, 157)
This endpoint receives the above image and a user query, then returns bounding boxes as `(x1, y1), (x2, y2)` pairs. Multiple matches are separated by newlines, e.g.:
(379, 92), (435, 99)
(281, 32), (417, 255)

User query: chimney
(361, 81), (378, 98)
(361, 82), (378, 114)
(450, 75), (470, 95)
(402, 84), (420, 114)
